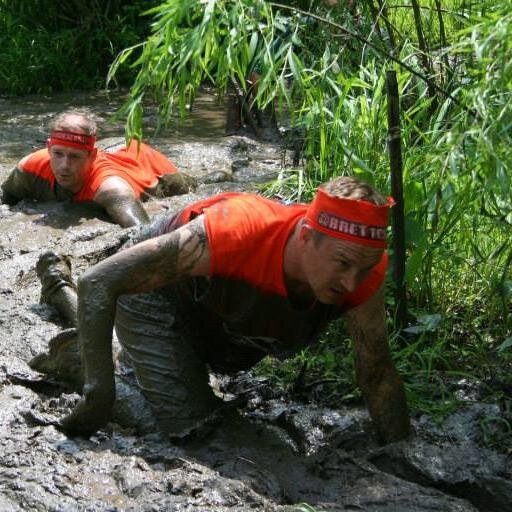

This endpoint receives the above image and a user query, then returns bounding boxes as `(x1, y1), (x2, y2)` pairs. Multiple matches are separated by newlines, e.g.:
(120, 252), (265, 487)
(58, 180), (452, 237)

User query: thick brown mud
(0, 91), (511, 511)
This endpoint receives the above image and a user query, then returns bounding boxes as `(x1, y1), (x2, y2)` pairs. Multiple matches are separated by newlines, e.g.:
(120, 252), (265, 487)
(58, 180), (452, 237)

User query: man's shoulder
(203, 193), (306, 296)
(1, 150), (56, 203)
(96, 137), (126, 154)
(18, 148), (52, 176)
(205, 193), (306, 239)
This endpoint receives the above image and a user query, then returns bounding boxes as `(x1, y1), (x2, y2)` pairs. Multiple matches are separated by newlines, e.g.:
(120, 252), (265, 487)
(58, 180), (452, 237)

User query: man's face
(301, 228), (384, 305)
(48, 145), (96, 192)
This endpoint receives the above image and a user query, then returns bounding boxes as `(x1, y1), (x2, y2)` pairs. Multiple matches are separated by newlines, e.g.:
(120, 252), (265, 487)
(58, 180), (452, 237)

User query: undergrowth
(0, 1), (157, 95)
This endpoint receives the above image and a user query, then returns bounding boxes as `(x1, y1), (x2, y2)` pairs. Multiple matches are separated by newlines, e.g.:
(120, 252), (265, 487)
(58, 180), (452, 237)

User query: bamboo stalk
(434, 0), (451, 86)
(364, 0), (387, 48)
(375, 0), (397, 51)
(386, 70), (408, 330)
(410, 0), (437, 106)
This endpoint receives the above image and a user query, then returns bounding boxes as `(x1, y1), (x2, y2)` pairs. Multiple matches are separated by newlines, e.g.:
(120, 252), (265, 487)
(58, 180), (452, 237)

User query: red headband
(305, 188), (395, 248)
(48, 130), (96, 151)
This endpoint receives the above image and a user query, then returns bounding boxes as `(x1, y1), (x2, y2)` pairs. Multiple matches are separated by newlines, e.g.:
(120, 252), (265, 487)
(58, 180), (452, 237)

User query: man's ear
(298, 222), (314, 243)
(89, 147), (98, 160)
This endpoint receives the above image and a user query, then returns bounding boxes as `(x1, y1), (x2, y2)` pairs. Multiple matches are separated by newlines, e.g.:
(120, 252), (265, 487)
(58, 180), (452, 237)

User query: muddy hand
(59, 388), (115, 436)
(154, 173), (197, 198)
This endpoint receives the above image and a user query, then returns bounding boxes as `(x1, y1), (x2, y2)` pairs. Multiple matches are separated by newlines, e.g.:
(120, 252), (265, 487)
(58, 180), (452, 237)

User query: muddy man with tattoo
(1, 108), (196, 227)
(33, 176), (411, 445)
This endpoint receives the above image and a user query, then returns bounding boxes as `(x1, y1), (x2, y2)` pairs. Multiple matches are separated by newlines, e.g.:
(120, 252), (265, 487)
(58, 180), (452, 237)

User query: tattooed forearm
(62, 213), (212, 434)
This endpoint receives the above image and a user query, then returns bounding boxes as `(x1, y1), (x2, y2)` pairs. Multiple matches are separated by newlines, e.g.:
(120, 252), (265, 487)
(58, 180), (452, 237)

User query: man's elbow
(96, 196), (150, 228)
(77, 267), (114, 300)
(0, 186), (20, 206)
(116, 213), (149, 228)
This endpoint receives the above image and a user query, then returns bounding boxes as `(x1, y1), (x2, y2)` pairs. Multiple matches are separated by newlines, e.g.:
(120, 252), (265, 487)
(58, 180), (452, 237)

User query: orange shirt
(174, 192), (387, 311)
(20, 140), (177, 202)
(147, 192), (388, 356)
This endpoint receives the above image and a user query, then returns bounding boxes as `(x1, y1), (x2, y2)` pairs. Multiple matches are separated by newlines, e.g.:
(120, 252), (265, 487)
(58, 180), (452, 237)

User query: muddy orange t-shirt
(18, 140), (177, 202)
(162, 192), (388, 356)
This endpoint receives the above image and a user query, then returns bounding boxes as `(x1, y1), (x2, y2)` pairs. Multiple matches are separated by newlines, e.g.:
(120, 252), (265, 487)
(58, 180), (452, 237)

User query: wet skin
(345, 285), (410, 443)
(93, 176), (150, 227)
(61, 216), (210, 435)
(295, 227), (385, 305)
(61, 215), (410, 443)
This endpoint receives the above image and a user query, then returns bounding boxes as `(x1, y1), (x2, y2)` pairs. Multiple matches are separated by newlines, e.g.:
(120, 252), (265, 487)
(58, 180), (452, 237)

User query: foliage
(108, 0), (312, 137)
(0, 0), (158, 95)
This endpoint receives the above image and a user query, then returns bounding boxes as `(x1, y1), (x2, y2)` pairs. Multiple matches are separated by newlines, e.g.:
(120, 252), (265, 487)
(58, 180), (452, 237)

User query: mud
(0, 91), (511, 511)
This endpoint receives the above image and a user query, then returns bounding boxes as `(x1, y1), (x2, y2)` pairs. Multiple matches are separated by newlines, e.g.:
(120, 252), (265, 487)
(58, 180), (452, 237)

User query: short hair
(320, 175), (387, 205)
(49, 108), (98, 136)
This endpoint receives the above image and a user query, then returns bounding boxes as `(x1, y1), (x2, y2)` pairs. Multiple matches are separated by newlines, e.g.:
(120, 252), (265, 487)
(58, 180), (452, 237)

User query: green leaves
(403, 314), (443, 335)
(0, 0), (155, 94)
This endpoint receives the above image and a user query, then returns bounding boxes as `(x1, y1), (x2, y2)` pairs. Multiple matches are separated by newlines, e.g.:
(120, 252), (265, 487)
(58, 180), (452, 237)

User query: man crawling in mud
(1, 108), (195, 227)
(35, 176), (411, 444)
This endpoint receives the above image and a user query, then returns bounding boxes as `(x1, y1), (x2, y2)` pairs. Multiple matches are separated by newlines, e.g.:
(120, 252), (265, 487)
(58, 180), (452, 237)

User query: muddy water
(0, 91), (511, 512)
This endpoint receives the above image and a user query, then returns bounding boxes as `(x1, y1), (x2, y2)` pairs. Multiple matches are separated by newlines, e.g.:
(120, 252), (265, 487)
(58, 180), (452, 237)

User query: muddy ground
(0, 91), (511, 511)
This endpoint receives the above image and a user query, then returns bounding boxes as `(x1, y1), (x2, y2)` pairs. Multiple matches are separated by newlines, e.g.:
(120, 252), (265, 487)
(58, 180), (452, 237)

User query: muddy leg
(36, 251), (77, 326)
(225, 90), (243, 135)
(115, 289), (223, 436)
(29, 252), (82, 388)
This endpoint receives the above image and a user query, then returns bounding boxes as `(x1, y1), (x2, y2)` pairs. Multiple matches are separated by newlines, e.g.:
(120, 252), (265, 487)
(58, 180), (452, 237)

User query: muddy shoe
(29, 328), (84, 391)
(36, 251), (77, 324)
(154, 173), (197, 198)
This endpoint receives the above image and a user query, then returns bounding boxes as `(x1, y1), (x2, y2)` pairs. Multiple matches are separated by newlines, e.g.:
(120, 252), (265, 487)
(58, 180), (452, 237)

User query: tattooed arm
(344, 285), (411, 444)
(60, 215), (210, 435)
(93, 176), (150, 227)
